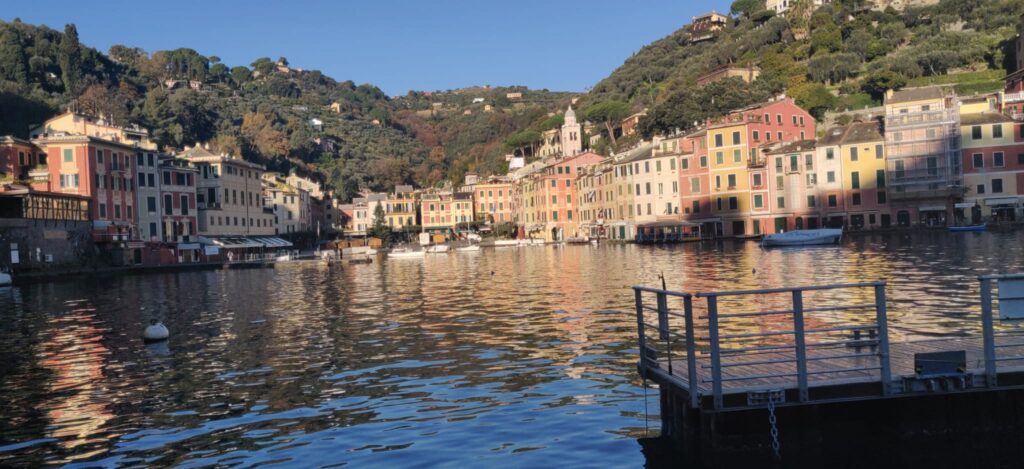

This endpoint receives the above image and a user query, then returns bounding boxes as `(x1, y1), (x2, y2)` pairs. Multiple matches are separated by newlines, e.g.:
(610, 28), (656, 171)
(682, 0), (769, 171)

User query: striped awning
(253, 237), (293, 248)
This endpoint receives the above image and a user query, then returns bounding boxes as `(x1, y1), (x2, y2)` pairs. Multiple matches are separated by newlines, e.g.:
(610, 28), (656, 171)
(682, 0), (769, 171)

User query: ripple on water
(0, 231), (1021, 466)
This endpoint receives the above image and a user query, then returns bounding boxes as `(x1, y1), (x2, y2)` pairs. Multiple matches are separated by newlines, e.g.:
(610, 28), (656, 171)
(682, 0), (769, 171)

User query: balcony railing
(885, 109), (958, 127)
(1004, 91), (1024, 103)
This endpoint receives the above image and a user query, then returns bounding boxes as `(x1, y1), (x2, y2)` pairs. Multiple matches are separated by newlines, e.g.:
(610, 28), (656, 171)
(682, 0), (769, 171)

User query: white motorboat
(275, 253), (293, 262)
(389, 248), (425, 259)
(426, 244), (451, 253)
(0, 271), (11, 286)
(761, 228), (843, 247)
(493, 239), (519, 248)
(456, 244), (481, 252)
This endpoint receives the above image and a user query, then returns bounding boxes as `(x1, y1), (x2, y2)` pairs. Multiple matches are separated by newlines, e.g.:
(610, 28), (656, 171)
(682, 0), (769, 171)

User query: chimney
(884, 89), (895, 102)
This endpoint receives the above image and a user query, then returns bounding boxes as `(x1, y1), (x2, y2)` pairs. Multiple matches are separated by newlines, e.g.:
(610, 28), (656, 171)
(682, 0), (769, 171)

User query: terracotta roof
(887, 87), (948, 104)
(960, 112), (1015, 126)
(840, 121), (884, 145)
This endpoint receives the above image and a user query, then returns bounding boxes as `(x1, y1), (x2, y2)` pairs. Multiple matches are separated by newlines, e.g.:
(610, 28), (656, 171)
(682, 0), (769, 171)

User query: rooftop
(887, 86), (949, 104)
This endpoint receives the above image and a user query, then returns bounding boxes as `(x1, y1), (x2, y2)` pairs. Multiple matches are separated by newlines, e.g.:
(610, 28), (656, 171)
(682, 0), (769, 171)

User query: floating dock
(632, 274), (1024, 467)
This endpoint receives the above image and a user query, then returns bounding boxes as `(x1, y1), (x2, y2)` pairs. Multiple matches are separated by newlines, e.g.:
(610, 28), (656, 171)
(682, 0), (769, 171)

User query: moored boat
(456, 244), (481, 252)
(426, 244), (451, 253)
(949, 224), (986, 232)
(761, 228), (843, 247)
(388, 248), (425, 259)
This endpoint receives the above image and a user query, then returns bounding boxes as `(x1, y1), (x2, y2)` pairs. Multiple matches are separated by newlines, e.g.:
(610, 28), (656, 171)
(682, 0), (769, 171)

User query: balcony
(885, 109), (958, 128)
(748, 157), (767, 168)
(197, 202), (221, 210)
(1005, 91), (1024, 103)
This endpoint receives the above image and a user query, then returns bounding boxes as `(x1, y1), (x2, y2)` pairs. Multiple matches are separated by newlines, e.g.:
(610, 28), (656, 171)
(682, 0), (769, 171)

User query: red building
(158, 156), (199, 244)
(0, 136), (47, 183)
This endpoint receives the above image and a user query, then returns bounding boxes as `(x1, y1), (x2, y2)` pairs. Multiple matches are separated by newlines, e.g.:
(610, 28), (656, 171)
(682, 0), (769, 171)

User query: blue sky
(5, 0), (732, 95)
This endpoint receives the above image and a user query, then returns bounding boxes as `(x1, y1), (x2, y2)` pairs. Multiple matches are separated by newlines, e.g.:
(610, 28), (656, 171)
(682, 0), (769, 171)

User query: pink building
(765, 140), (822, 231)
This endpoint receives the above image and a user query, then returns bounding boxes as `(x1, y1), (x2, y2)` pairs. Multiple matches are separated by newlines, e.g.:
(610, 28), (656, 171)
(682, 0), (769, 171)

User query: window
(97, 150), (104, 164)
(672, 181), (678, 193)
(805, 154), (814, 171)
(776, 196), (784, 209)
(850, 147), (858, 161)
(790, 155), (798, 172)
(851, 171), (860, 189)
(551, 180), (556, 188)
(728, 197), (738, 210)
(828, 194), (837, 207)
(754, 194), (763, 208)
(799, 116), (805, 126)
(753, 131), (760, 142)
(716, 152), (724, 165)
(977, 184), (986, 194)
(753, 173), (762, 187)
(877, 169), (886, 188)
(690, 177), (700, 192)
(658, 183), (663, 195)
(776, 175), (784, 190)
(807, 195), (816, 207)
(681, 158), (688, 170)
(63, 149), (73, 162)
(99, 203), (106, 218)
(973, 153), (984, 168)
(875, 144), (883, 159)
(164, 194), (173, 215)
(716, 198), (723, 210)
(927, 157), (938, 176)
(827, 171), (836, 183)
(733, 149), (741, 163)
(699, 156), (707, 167)
(993, 178), (1003, 193)
(692, 201), (700, 213)
(656, 160), (661, 172)
(766, 133), (772, 142)
(646, 203), (652, 215)
(147, 197), (156, 213)
(764, 113), (770, 124)
(994, 125), (1003, 139)
(732, 131), (740, 145)
(776, 114), (783, 124)
(714, 134), (723, 147)
(181, 195), (189, 215)
(826, 148), (834, 160)
(635, 184), (641, 195)
(551, 195), (557, 204)
(852, 193), (861, 205)
(645, 182), (651, 194)
(926, 128), (936, 139)
(778, 132), (783, 140)
(877, 191), (886, 204)
(995, 152), (1005, 167)
(644, 161), (650, 173)
(972, 126), (982, 140)
(895, 160), (905, 178)
(1019, 153), (1024, 165)
(670, 158), (676, 170)
(727, 174), (736, 188)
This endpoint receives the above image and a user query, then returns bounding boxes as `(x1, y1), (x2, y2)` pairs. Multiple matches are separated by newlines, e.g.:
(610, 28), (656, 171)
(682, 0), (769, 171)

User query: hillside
(584, 0), (1024, 139)
(0, 19), (573, 201)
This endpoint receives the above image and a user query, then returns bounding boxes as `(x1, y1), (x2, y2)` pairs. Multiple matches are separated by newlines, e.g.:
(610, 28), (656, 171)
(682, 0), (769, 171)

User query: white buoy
(143, 319), (169, 342)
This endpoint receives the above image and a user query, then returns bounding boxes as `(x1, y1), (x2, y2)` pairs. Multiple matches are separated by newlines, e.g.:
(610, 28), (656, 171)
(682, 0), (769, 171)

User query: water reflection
(0, 231), (1020, 466)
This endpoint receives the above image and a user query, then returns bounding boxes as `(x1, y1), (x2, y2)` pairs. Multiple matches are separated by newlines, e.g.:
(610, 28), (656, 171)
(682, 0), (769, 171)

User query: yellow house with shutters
(707, 122), (752, 235)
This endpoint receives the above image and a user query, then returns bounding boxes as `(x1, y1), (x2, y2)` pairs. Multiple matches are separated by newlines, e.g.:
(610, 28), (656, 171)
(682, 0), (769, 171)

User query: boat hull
(949, 225), (986, 232)
(762, 229), (843, 247)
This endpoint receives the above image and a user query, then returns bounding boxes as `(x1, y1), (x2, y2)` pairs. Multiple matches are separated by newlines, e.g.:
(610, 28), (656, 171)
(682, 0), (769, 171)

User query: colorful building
(474, 177), (514, 224)
(180, 146), (275, 236)
(960, 101), (1024, 224)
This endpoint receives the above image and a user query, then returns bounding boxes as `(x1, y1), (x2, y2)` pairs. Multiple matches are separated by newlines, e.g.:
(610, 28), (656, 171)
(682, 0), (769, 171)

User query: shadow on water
(0, 231), (1021, 466)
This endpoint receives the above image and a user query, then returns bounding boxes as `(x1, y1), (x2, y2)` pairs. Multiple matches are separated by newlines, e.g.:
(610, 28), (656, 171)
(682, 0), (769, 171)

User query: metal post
(874, 284), (892, 396)
(792, 289), (808, 402)
(635, 288), (648, 375)
(707, 295), (723, 409)
(657, 292), (672, 374)
(981, 277), (997, 387)
(683, 295), (699, 409)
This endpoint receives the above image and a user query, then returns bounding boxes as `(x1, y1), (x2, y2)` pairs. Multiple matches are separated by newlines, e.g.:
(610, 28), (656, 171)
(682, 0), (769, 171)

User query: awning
(984, 197), (1021, 206)
(252, 237), (293, 248)
(955, 202), (977, 209)
(919, 205), (947, 212)
(177, 243), (201, 250)
(637, 220), (700, 229)
(210, 237), (264, 249)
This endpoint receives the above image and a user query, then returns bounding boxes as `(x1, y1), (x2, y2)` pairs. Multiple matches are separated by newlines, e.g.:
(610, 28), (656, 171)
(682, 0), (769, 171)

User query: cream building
(31, 111), (158, 150)
(263, 173), (312, 235)
(179, 146), (275, 236)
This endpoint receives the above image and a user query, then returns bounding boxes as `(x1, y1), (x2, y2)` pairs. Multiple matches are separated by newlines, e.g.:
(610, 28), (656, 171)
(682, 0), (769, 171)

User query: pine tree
(0, 27), (28, 84)
(58, 24), (82, 94)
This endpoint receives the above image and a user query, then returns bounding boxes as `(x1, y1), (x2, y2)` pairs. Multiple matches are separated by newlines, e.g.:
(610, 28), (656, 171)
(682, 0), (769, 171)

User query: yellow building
(708, 122), (752, 235)
(836, 121), (889, 230)
(31, 111), (158, 150)
(960, 95), (1022, 223)
(386, 185), (418, 230)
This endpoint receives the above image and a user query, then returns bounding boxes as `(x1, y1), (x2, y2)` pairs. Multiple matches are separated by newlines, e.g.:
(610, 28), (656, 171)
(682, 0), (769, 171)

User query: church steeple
(560, 104), (582, 157)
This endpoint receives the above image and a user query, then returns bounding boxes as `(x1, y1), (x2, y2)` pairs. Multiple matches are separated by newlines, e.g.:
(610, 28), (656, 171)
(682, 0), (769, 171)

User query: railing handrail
(632, 285), (693, 298)
(979, 273), (1024, 281)
(695, 281), (884, 297)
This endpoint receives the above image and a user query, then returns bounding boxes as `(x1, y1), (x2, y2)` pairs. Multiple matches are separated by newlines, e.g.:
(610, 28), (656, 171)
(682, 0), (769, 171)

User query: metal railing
(634, 281), (891, 410)
(980, 273), (1024, 387)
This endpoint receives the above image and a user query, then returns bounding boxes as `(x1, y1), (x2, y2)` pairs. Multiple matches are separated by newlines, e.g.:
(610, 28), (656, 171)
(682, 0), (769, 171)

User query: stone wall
(0, 218), (96, 272)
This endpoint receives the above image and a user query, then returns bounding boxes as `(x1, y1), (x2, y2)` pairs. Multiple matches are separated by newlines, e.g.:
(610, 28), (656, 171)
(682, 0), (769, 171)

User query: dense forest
(584, 0), (1024, 140)
(0, 19), (573, 201)
(3, 0), (1023, 200)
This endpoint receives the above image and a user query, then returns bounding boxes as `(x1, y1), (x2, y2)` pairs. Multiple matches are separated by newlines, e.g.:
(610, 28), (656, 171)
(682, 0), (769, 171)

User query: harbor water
(0, 230), (1021, 467)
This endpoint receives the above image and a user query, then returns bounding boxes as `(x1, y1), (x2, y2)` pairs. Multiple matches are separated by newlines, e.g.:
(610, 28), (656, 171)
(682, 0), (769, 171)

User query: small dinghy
(388, 248), (425, 259)
(761, 228), (843, 247)
(949, 224), (985, 232)
(426, 244), (451, 254)
(456, 244), (480, 252)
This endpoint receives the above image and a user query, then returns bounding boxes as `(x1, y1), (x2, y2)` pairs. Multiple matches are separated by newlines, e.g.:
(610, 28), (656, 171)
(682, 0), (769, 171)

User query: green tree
(0, 27), (28, 84)
(58, 23), (82, 93)
(861, 70), (906, 101)
(504, 129), (542, 158)
(251, 57), (275, 76)
(230, 66), (252, 85)
(730, 0), (765, 17)
(583, 100), (630, 148)
(788, 82), (836, 120)
(367, 204), (392, 244)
